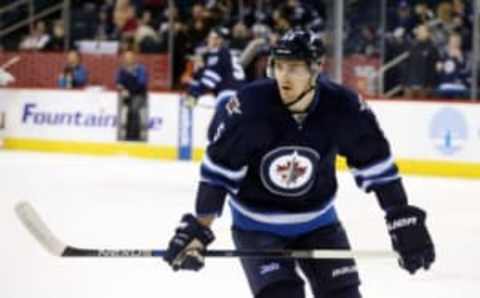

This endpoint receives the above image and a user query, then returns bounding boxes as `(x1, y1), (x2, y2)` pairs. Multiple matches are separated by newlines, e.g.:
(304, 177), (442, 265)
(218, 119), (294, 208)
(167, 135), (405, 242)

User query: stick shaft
(16, 201), (397, 260)
(62, 247), (396, 259)
(0, 56), (20, 70)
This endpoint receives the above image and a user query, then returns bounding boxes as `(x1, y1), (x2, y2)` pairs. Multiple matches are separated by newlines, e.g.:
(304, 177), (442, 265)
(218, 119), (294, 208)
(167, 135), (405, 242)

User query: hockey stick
(15, 201), (397, 259)
(0, 56), (20, 70)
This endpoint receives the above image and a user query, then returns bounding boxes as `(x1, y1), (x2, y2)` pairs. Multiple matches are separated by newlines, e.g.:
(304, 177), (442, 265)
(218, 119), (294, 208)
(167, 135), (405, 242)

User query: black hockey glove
(385, 205), (435, 274)
(163, 213), (215, 271)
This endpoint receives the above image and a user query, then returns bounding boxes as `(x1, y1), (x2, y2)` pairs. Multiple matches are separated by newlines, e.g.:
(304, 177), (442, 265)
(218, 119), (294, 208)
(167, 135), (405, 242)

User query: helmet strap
(286, 71), (317, 113)
(285, 85), (314, 109)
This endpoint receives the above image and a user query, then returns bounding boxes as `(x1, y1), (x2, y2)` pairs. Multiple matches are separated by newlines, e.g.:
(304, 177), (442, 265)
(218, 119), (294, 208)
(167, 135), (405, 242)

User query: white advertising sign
(193, 95), (215, 149)
(1, 89), (118, 142)
(147, 93), (179, 146)
(371, 100), (480, 163)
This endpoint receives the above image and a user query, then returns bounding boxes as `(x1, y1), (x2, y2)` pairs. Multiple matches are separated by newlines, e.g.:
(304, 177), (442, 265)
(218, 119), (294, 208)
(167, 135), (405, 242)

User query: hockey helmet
(211, 26), (230, 40)
(267, 29), (324, 78)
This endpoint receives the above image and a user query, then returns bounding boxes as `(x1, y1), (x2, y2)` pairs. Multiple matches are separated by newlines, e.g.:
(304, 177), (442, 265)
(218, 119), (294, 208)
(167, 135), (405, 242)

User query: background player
(163, 29), (435, 298)
(184, 26), (246, 108)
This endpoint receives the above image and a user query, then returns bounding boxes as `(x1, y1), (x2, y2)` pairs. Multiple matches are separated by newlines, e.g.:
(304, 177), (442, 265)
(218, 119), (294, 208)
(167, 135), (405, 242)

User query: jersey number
(232, 56), (245, 80)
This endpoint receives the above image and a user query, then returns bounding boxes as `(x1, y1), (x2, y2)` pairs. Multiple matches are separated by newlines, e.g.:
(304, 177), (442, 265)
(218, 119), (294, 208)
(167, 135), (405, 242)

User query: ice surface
(1, 151), (479, 297)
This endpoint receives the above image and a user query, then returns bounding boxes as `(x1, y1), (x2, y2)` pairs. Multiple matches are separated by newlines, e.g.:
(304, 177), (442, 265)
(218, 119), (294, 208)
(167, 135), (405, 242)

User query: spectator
(240, 23), (275, 81)
(430, 1), (456, 49)
(351, 25), (379, 57)
(451, 4), (472, 52)
(158, 5), (189, 87)
(19, 21), (50, 51)
(452, 0), (469, 17)
(116, 50), (149, 141)
(185, 4), (214, 54)
(58, 50), (88, 89)
(95, 10), (115, 41)
(229, 22), (251, 55)
(384, 27), (408, 93)
(280, 0), (317, 29)
(413, 2), (435, 25)
(403, 24), (439, 99)
(389, 1), (415, 36)
(45, 20), (67, 52)
(135, 10), (160, 53)
(272, 6), (292, 34)
(435, 33), (470, 99)
(114, 1), (139, 40)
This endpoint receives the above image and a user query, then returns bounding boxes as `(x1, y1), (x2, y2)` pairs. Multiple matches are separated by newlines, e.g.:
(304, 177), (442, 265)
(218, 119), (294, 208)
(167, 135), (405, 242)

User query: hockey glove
(385, 205), (435, 274)
(183, 95), (197, 109)
(163, 213), (215, 271)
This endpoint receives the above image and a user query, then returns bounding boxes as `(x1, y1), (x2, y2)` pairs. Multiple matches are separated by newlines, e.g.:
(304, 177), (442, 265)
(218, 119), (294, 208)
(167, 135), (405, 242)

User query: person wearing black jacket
(116, 50), (149, 141)
(403, 24), (439, 99)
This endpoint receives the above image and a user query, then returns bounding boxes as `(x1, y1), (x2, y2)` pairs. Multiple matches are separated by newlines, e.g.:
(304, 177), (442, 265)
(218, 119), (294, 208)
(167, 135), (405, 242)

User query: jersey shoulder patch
(207, 79), (276, 143)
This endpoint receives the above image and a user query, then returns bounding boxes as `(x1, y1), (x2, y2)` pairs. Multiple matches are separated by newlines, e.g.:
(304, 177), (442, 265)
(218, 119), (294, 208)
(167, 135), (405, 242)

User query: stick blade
(15, 201), (66, 256)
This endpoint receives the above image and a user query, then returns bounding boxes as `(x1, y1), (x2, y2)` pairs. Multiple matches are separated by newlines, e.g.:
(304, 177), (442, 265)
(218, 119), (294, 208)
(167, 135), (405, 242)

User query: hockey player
(163, 29), (435, 298)
(184, 26), (246, 107)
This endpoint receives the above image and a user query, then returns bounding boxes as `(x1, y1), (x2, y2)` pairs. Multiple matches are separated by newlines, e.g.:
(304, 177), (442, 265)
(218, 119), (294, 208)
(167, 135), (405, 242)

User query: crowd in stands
(383, 0), (474, 99)
(0, 0), (476, 99)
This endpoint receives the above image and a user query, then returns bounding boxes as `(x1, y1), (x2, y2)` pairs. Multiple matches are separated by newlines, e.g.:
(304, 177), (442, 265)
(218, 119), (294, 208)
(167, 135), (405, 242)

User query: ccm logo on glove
(387, 217), (418, 231)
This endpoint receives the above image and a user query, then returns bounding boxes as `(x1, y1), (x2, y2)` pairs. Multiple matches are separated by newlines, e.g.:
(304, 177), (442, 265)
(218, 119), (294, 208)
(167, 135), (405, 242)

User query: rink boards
(0, 88), (479, 178)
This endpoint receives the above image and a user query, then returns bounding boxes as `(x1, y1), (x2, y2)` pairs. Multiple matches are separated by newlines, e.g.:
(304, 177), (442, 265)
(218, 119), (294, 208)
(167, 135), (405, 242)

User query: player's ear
(266, 57), (275, 79)
(309, 65), (319, 86)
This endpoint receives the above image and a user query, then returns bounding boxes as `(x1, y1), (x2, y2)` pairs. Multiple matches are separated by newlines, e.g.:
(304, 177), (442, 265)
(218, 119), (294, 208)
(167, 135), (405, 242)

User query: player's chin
(279, 92), (296, 104)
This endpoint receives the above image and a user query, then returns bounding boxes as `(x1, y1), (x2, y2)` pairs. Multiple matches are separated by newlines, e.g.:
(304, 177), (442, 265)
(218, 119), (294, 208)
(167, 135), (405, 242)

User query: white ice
(1, 151), (479, 298)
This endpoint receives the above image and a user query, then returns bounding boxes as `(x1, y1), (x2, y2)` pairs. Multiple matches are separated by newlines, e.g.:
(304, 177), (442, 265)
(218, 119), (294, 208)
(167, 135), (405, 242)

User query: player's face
(207, 32), (222, 49)
(67, 51), (79, 65)
(274, 59), (312, 104)
(123, 52), (135, 66)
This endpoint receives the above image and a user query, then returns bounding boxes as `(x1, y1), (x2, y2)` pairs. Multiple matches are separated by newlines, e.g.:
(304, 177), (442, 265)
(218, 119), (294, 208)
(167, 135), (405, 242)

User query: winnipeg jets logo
(260, 146), (319, 197)
(225, 96), (242, 116)
(276, 151), (307, 187)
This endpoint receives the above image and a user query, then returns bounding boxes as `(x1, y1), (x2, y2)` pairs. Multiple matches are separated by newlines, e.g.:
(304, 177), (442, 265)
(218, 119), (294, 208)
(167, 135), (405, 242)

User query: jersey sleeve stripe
(203, 70), (222, 82)
(203, 153), (248, 181)
(200, 166), (241, 188)
(361, 175), (401, 191)
(200, 177), (239, 195)
(189, 79), (200, 86)
(201, 77), (217, 88)
(350, 156), (395, 178)
(354, 166), (398, 186)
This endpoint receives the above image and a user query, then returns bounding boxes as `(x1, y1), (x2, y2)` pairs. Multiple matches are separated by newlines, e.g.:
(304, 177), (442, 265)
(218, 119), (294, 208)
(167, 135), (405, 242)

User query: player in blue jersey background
(163, 29), (435, 298)
(183, 26), (246, 108)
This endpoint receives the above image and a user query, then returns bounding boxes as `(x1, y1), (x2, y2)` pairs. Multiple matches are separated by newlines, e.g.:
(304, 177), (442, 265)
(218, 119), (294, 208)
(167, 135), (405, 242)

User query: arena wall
(0, 88), (478, 178)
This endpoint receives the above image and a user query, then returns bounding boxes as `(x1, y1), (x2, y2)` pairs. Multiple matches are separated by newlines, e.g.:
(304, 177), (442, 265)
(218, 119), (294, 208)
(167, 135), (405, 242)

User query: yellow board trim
(3, 138), (480, 179)
(4, 137), (177, 160)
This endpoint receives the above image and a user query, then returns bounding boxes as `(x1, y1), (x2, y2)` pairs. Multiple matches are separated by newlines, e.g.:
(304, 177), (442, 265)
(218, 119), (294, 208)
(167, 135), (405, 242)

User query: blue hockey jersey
(187, 47), (245, 100)
(195, 77), (404, 237)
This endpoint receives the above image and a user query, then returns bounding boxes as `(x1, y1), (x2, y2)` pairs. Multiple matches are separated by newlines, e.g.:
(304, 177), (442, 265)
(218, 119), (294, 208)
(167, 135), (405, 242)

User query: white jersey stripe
(228, 196), (335, 225)
(203, 153), (248, 181)
(351, 156), (395, 178)
(204, 70), (222, 82)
